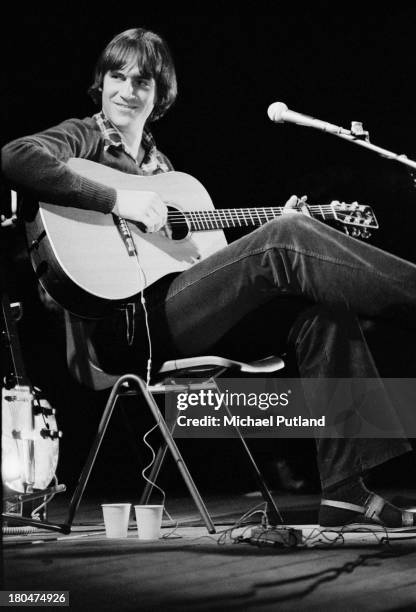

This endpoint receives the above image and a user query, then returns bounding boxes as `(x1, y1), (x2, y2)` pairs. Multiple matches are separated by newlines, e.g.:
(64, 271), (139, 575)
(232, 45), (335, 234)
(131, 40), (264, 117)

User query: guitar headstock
(330, 201), (379, 240)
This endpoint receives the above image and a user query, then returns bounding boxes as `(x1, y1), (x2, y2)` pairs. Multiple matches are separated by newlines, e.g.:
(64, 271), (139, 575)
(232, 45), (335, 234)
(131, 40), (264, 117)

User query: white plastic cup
(134, 505), (163, 540)
(101, 503), (131, 538)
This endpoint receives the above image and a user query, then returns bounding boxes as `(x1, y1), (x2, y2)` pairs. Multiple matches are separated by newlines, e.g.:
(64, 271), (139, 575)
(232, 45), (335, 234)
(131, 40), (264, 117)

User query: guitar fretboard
(168, 205), (337, 232)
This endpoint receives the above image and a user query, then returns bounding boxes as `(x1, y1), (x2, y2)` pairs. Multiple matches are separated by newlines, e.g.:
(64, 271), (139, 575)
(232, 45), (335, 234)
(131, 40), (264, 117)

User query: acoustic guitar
(26, 158), (378, 318)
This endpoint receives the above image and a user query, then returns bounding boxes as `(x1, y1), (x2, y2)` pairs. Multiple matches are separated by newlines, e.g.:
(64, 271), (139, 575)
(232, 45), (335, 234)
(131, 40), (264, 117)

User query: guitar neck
(181, 205), (336, 231)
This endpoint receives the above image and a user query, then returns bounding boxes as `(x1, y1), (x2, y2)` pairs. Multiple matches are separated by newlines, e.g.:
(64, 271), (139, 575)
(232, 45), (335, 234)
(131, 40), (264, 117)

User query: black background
(2, 10), (416, 494)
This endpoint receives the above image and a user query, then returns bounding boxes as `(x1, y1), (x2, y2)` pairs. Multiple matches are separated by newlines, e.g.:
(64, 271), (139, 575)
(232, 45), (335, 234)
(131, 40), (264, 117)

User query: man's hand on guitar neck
(283, 194), (310, 215)
(113, 189), (168, 233)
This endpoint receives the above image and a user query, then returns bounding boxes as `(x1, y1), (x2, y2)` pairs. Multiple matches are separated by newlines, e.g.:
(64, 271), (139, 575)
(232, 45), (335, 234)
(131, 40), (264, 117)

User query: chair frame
(63, 311), (285, 534)
(63, 367), (284, 534)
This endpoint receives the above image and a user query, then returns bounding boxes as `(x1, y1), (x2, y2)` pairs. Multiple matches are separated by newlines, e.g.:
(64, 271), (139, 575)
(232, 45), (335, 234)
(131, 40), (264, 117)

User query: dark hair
(88, 28), (177, 122)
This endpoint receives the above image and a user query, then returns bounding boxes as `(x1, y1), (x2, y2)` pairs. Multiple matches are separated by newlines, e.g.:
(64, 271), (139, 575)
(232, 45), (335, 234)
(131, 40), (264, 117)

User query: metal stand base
(2, 484), (68, 534)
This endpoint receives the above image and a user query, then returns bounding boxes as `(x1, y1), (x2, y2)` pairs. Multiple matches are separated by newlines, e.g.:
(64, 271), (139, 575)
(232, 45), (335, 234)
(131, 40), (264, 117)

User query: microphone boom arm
(268, 102), (416, 171)
(332, 131), (416, 171)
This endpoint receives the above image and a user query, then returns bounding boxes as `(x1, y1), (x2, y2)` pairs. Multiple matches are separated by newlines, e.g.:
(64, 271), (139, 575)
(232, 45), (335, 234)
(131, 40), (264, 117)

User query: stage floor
(3, 490), (416, 611)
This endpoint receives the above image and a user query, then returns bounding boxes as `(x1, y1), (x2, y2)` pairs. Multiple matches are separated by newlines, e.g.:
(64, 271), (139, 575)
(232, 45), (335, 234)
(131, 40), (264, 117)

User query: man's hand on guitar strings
(113, 189), (168, 232)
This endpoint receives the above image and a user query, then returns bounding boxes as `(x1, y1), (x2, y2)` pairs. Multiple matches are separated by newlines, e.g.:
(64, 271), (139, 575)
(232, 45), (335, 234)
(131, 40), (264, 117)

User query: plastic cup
(134, 505), (163, 540)
(101, 503), (131, 538)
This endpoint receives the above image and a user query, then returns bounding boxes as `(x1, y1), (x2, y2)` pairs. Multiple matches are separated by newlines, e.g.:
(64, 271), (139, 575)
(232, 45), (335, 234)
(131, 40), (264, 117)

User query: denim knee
(257, 214), (317, 246)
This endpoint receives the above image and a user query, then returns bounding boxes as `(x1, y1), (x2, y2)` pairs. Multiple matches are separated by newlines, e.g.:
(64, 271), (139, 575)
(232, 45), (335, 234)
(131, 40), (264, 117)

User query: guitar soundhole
(166, 206), (190, 240)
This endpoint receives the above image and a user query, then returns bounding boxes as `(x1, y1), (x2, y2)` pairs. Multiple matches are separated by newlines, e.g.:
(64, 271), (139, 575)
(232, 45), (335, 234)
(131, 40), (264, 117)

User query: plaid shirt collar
(93, 110), (165, 173)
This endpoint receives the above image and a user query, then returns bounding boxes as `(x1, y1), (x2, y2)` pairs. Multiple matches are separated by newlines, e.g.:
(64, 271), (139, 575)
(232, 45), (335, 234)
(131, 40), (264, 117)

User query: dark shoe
(319, 492), (416, 531)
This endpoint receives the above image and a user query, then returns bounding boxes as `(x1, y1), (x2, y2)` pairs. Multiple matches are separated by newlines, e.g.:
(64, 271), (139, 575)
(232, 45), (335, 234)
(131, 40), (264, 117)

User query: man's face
(101, 61), (156, 132)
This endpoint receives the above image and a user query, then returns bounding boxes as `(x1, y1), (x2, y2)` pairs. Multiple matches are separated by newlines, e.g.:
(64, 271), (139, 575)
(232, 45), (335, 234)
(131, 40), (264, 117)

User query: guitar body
(26, 159), (227, 317)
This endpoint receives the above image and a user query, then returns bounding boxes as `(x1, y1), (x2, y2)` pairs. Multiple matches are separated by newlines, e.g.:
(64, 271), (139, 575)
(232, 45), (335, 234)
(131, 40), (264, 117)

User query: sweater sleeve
(1, 118), (116, 214)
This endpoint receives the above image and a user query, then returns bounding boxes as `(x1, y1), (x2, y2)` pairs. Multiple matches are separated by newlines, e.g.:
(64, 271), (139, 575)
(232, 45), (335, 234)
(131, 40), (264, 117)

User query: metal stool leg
(219, 386), (282, 526)
(64, 377), (126, 530)
(141, 383), (281, 525)
(134, 375), (215, 533)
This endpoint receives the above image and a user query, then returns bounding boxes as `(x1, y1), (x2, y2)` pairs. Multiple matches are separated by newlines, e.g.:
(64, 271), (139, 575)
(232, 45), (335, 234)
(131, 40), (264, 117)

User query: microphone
(267, 102), (351, 135)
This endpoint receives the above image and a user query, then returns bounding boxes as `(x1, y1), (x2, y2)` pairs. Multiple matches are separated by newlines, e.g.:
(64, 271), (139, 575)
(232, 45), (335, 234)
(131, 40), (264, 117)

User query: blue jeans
(94, 215), (416, 487)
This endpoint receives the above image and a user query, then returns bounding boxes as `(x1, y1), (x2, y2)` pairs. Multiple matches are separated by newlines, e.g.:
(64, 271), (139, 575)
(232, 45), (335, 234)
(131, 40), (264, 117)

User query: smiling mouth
(115, 103), (138, 110)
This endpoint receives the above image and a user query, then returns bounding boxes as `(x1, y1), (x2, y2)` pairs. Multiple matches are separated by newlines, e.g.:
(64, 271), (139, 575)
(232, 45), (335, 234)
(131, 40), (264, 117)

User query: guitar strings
(165, 205), (368, 224)
(166, 205), (353, 217)
(165, 215), (370, 227)
(165, 207), (337, 220)
(167, 205), (338, 212)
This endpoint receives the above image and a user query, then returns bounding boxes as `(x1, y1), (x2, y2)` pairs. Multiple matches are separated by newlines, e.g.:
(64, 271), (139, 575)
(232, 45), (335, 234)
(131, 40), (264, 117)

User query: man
(3, 27), (416, 530)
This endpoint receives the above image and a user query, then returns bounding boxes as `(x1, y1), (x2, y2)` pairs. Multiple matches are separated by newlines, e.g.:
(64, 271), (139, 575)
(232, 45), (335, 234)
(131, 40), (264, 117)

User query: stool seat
(65, 312), (284, 389)
(158, 354), (285, 378)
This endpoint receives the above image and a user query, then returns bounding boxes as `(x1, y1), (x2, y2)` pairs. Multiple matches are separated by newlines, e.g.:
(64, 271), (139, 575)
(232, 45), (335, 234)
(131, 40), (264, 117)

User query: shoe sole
(319, 522), (416, 533)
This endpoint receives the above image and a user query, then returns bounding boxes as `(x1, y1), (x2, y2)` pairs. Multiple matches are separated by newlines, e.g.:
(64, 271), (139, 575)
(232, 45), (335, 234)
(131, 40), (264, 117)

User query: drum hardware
(1, 291), (66, 532)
